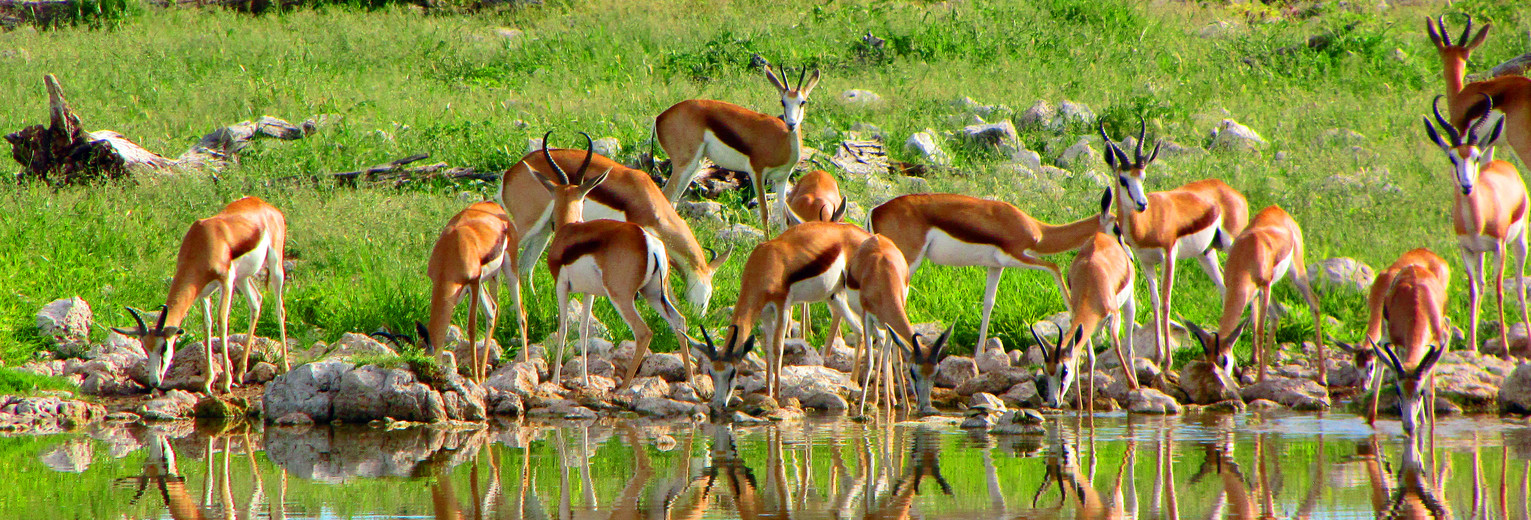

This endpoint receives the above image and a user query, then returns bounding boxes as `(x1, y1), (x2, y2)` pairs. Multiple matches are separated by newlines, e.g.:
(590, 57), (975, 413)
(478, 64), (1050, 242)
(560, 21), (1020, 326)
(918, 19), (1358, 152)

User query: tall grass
(1, 0), (1528, 365)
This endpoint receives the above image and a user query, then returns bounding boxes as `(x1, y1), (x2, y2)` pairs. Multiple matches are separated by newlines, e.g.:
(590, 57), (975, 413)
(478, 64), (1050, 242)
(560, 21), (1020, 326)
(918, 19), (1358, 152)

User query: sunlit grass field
(1, 0), (1528, 365)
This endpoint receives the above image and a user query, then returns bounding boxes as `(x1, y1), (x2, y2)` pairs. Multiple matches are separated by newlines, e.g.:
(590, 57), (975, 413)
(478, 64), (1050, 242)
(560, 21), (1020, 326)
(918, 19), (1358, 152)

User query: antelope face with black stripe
(111, 305), (182, 390)
(696, 325), (756, 416)
(1099, 119), (1162, 212)
(1335, 340), (1378, 390)
(1031, 323), (1086, 409)
(763, 64), (821, 132)
(1376, 341), (1445, 437)
(1424, 94), (1503, 195)
(888, 325), (953, 415)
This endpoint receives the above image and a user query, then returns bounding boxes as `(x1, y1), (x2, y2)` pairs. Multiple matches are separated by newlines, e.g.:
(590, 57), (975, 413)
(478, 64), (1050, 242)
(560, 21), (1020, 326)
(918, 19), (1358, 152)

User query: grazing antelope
(657, 63), (822, 235)
(869, 193), (1101, 351)
(1035, 194), (1141, 409)
(702, 221), (870, 402)
(785, 169), (845, 342)
(416, 201), (528, 382)
(1100, 122), (1249, 364)
(1210, 205), (1325, 382)
(1427, 16), (1531, 168)
(501, 146), (731, 313)
(112, 196), (288, 395)
(1424, 95), (1531, 353)
(884, 325), (953, 415)
(843, 233), (946, 413)
(1364, 248), (1451, 436)
(524, 134), (694, 386)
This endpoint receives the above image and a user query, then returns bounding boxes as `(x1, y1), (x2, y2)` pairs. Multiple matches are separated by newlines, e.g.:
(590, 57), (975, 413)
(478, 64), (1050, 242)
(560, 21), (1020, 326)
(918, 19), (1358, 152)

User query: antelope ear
(164, 327), (184, 336)
(1069, 325), (1085, 351)
(1425, 17), (1443, 47)
(1424, 117), (1451, 150)
(1099, 188), (1112, 214)
(1418, 344), (1446, 375)
(110, 327), (141, 338)
(1101, 141), (1117, 169)
(783, 204), (807, 226)
(1466, 23), (1491, 50)
(1334, 340), (1355, 354)
(1485, 118), (1505, 148)
(736, 334), (757, 359)
(801, 69), (822, 96)
(579, 167), (613, 195)
(763, 64), (788, 92)
(888, 330), (913, 359)
(830, 196), (848, 222)
(523, 161), (560, 193)
(415, 321), (432, 349)
(1146, 141), (1162, 164)
(1224, 319), (1249, 350)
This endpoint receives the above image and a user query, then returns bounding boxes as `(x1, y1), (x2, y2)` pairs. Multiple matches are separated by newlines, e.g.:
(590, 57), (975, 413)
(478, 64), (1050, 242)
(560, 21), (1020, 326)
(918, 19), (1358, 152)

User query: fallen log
(278, 153), (499, 187)
(5, 74), (331, 186)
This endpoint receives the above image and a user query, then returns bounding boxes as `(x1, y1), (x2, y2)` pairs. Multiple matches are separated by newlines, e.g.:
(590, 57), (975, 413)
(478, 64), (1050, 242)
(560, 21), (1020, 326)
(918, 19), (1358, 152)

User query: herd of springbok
(107, 17), (1531, 433)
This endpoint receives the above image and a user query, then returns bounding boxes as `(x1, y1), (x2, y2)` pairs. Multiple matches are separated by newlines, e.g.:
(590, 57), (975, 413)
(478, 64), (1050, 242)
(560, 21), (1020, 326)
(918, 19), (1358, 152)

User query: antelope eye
(1118, 175), (1129, 185)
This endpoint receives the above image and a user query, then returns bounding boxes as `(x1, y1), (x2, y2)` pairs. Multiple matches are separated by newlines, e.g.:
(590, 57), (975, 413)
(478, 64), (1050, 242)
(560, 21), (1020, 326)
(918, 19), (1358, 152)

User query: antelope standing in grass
(785, 169), (844, 342)
(657, 63), (821, 235)
(869, 193), (1101, 352)
(1428, 16), (1531, 168)
(1099, 122), (1248, 364)
(1364, 248), (1451, 436)
(845, 233), (951, 414)
(1034, 190), (1140, 410)
(1208, 205), (1325, 382)
(698, 221), (869, 405)
(524, 133), (694, 386)
(415, 201), (527, 382)
(1424, 95), (1531, 353)
(113, 196), (288, 394)
(501, 146), (731, 313)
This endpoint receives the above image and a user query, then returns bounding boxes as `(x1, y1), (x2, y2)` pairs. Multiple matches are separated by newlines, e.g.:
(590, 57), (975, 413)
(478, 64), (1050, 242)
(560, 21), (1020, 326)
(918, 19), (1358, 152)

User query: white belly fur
(1270, 252), (1293, 286)
(702, 131), (755, 173)
(922, 228), (1030, 269)
(560, 256), (607, 295)
(583, 201), (625, 223)
(1172, 218), (1223, 261)
(198, 229), (272, 299)
(1459, 218), (1525, 254)
(480, 248), (505, 283)
(786, 256), (847, 305)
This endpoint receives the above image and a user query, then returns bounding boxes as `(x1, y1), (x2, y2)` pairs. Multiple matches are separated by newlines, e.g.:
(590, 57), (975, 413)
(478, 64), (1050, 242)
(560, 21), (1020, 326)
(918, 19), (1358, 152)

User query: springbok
(656, 63), (821, 235)
(112, 196), (288, 394)
(1364, 248), (1451, 436)
(1209, 205), (1324, 382)
(415, 201), (527, 382)
(785, 169), (844, 342)
(1424, 95), (1531, 353)
(869, 193), (1100, 351)
(524, 133), (694, 386)
(1099, 121), (1248, 364)
(885, 325), (953, 415)
(699, 220), (869, 404)
(501, 145), (731, 313)
(1427, 16), (1531, 168)
(845, 234), (953, 414)
(1035, 191), (1140, 409)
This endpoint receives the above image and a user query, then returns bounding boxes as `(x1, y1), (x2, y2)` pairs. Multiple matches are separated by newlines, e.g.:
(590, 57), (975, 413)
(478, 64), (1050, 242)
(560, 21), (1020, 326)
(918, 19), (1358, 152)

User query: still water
(4, 410), (1531, 519)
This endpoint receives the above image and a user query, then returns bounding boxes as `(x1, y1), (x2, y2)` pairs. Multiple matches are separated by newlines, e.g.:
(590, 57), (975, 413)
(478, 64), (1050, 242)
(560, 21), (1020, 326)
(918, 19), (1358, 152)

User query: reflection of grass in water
(0, 0), (1527, 365)
(0, 367), (78, 395)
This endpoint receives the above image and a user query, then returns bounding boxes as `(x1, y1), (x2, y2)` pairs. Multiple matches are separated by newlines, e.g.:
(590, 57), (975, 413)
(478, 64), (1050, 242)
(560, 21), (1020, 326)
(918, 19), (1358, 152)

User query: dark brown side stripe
(786, 244), (844, 286)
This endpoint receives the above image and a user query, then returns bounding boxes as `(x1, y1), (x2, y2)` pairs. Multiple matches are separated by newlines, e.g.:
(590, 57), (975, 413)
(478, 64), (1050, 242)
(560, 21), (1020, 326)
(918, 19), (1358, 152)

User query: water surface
(5, 410), (1531, 519)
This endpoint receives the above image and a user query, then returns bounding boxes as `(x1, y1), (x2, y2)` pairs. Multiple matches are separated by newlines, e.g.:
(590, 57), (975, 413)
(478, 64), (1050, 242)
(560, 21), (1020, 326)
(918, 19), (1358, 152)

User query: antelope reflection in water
(426, 430), (502, 520)
(116, 427), (270, 520)
(1020, 426), (1135, 520)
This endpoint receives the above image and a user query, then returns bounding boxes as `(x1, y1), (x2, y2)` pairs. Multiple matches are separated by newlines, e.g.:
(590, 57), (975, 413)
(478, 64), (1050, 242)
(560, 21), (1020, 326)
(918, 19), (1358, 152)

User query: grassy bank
(1, 0), (1528, 365)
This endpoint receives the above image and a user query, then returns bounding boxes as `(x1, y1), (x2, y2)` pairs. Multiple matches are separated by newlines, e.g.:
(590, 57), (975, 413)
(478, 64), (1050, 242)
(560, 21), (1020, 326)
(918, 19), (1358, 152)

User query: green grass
(0, 367), (80, 395)
(1, 0), (1529, 367)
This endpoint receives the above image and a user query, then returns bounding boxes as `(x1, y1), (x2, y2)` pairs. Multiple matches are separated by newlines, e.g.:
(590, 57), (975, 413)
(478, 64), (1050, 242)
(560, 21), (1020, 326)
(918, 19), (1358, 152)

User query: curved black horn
(1437, 15), (1451, 45)
(1098, 123), (1131, 167)
(1460, 15), (1473, 47)
(156, 304), (169, 329)
(1134, 117), (1148, 166)
(797, 66), (808, 91)
(1468, 93), (1495, 144)
(125, 306), (148, 331)
(1431, 96), (1461, 145)
(700, 326), (718, 359)
(704, 247), (718, 262)
(576, 131), (596, 180)
(541, 131), (571, 184)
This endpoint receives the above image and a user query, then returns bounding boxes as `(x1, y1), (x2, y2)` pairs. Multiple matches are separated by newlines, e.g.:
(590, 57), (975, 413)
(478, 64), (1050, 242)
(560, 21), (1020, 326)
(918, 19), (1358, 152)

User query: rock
(1205, 399), (1247, 413)
(956, 368), (1032, 397)
(1179, 361), (1240, 404)
(669, 381), (704, 403)
(331, 365), (487, 423)
(1491, 52), (1531, 78)
(1008, 149), (1045, 173)
(782, 339), (823, 367)
(322, 333), (395, 361)
(1313, 258), (1375, 293)
(1198, 20), (1237, 38)
(485, 362), (540, 397)
(265, 424), (487, 481)
(802, 392), (849, 411)
(934, 356), (979, 388)
(560, 356), (615, 380)
(752, 365), (861, 401)
(1209, 119), (1267, 153)
(1126, 388), (1182, 414)
(192, 395), (253, 419)
(1483, 323), (1531, 358)
(1018, 100), (1056, 130)
(273, 412), (315, 425)
(1247, 399), (1284, 411)
(450, 339), (502, 374)
(493, 27), (523, 41)
(1498, 363), (1531, 415)
(960, 413), (998, 429)
(962, 121), (1020, 149)
(633, 396), (704, 417)
(975, 339), (1011, 373)
(616, 376), (670, 401)
(487, 390), (525, 416)
(592, 137), (621, 158)
(969, 392), (1007, 413)
(637, 353), (689, 382)
(1432, 362), (1504, 411)
(822, 338), (857, 373)
(551, 299), (611, 341)
(246, 361), (279, 384)
(677, 201), (726, 224)
(1317, 128), (1366, 147)
(263, 360), (354, 423)
(849, 122), (887, 141)
(563, 374), (616, 396)
(989, 409), (1045, 435)
(39, 438), (93, 473)
(1240, 377), (1329, 410)
(137, 390), (198, 421)
(838, 89), (884, 107)
(0, 395), (105, 434)
(1000, 380), (1039, 408)
(36, 296), (91, 344)
(1055, 101), (1096, 130)
(904, 129), (950, 166)
(1156, 140), (1206, 158)
(1130, 322), (1189, 365)
(1056, 138), (1099, 171)
(718, 223), (765, 243)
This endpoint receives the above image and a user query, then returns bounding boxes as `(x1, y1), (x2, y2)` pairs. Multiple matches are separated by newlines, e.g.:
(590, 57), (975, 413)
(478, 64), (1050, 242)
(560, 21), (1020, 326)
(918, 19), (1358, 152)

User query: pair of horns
(699, 325), (755, 362)
(1425, 94), (1498, 148)
(1098, 118), (1160, 169)
(766, 62), (813, 91)
(1372, 340), (1444, 379)
(889, 324), (953, 364)
(1428, 14), (1483, 48)
(539, 130), (596, 185)
(1028, 321), (1072, 364)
